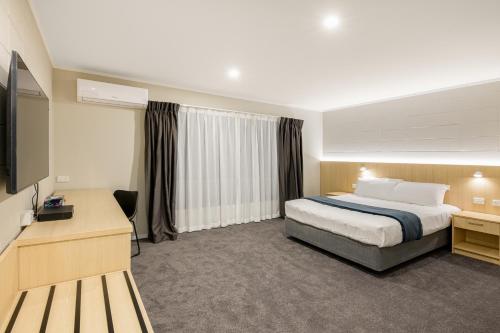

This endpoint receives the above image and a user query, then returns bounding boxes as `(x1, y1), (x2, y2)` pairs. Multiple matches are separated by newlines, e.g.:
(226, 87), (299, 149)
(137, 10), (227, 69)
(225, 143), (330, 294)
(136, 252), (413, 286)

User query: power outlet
(472, 197), (485, 205)
(20, 210), (34, 227)
(352, 183), (357, 189)
(56, 175), (70, 183)
(492, 199), (500, 207)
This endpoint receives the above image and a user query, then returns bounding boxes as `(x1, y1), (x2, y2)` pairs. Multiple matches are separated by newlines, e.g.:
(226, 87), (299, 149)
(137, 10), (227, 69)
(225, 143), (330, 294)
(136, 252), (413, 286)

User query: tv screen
(6, 51), (49, 194)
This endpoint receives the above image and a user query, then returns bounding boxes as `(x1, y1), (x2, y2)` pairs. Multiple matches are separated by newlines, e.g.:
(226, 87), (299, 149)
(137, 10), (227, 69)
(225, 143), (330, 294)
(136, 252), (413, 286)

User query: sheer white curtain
(176, 106), (279, 232)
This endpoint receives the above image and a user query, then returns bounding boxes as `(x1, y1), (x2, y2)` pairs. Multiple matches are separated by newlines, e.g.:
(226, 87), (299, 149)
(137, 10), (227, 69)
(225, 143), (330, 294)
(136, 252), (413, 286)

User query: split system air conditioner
(77, 79), (148, 109)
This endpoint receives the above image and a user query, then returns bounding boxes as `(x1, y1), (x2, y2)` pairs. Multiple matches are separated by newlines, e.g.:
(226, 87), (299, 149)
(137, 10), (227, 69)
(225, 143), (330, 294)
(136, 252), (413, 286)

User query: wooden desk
(17, 189), (132, 289)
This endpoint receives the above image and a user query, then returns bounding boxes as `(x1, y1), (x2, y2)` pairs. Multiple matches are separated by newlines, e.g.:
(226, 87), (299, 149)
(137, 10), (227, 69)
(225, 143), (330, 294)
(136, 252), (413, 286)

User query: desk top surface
(17, 189), (133, 246)
(452, 210), (500, 224)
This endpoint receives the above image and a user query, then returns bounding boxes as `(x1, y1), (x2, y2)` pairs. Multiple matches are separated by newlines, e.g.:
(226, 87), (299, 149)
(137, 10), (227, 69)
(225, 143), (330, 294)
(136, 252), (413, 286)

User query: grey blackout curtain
(277, 117), (304, 217)
(145, 101), (179, 242)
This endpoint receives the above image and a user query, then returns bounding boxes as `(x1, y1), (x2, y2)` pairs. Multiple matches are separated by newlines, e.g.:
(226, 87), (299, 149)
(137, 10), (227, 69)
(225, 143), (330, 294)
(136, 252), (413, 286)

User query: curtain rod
(180, 103), (280, 119)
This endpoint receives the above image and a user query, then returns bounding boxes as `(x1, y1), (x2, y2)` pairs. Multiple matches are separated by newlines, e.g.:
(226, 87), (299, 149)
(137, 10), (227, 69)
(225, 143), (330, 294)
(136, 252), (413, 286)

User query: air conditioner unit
(77, 79), (148, 109)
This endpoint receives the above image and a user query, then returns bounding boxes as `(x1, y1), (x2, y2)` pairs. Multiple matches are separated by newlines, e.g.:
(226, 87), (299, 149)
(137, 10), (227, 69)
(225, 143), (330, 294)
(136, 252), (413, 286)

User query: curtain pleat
(145, 101), (179, 242)
(277, 117), (304, 217)
(176, 107), (279, 232)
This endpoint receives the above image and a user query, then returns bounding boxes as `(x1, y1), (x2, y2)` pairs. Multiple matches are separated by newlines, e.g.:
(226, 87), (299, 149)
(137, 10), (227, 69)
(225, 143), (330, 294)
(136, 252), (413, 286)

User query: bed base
(284, 217), (450, 272)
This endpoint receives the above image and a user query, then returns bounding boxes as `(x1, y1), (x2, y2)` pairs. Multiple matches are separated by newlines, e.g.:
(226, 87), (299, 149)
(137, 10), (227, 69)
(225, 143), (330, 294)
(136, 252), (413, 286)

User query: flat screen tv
(6, 51), (49, 194)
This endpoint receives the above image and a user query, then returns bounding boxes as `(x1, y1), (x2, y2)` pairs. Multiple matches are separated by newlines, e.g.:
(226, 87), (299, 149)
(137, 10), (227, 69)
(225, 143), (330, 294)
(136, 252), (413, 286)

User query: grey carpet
(131, 219), (500, 333)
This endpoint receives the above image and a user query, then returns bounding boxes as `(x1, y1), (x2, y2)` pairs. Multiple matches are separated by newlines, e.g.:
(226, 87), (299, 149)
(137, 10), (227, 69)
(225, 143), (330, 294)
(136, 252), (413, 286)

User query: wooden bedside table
(452, 211), (500, 265)
(325, 191), (351, 196)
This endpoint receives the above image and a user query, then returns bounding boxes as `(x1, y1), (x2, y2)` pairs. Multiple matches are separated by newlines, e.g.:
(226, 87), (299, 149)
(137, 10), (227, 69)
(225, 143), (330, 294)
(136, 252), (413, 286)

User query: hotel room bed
(284, 193), (460, 271)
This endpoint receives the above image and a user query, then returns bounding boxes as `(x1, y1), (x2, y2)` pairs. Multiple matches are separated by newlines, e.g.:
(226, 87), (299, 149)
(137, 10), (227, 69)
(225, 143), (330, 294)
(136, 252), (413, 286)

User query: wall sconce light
(473, 171), (483, 178)
(359, 166), (374, 179)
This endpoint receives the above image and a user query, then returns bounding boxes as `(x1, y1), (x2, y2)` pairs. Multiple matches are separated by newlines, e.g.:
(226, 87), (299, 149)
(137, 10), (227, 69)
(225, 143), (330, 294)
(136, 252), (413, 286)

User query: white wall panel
(323, 81), (500, 164)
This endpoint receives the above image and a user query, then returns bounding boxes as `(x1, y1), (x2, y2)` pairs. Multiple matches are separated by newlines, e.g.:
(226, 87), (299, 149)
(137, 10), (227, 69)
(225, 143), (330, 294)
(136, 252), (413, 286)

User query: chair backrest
(113, 190), (138, 220)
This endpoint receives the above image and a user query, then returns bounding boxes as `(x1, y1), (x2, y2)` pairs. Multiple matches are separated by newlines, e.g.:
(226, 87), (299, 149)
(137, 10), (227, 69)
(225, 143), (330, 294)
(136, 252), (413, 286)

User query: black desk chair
(113, 190), (140, 257)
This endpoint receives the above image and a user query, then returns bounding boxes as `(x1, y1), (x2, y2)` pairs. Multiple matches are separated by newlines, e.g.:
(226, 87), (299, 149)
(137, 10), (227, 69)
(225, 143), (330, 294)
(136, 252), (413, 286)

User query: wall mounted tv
(5, 51), (49, 194)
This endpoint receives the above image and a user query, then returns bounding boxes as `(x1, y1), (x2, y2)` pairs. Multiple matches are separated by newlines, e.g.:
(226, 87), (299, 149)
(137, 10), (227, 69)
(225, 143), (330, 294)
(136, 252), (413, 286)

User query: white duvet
(285, 194), (460, 248)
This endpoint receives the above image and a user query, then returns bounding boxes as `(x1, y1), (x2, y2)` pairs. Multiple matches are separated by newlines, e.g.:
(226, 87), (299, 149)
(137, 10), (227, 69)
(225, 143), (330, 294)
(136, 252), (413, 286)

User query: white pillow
(354, 178), (401, 201)
(390, 181), (449, 206)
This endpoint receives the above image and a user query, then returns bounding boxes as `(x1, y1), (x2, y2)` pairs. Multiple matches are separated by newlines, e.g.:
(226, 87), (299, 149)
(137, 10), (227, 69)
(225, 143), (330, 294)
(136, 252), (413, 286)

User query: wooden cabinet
(452, 211), (500, 265)
(16, 189), (133, 289)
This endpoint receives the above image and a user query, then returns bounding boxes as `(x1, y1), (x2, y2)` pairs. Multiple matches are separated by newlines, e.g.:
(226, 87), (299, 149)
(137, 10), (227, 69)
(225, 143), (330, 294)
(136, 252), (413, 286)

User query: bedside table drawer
(454, 217), (500, 235)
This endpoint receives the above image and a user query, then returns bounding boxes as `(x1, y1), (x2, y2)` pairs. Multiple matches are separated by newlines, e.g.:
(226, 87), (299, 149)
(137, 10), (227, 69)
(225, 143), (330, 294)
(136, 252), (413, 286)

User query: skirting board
(132, 234), (148, 240)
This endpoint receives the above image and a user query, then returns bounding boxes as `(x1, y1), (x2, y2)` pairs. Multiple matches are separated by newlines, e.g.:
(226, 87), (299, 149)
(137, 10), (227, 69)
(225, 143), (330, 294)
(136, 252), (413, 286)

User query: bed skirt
(284, 217), (450, 272)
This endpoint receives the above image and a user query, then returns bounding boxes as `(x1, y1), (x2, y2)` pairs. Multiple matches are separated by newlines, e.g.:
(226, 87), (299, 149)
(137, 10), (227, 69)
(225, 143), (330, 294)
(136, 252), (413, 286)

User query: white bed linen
(285, 194), (460, 248)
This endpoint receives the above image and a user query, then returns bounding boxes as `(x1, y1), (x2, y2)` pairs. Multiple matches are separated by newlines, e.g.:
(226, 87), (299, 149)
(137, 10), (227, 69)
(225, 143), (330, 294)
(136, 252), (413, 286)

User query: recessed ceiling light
(227, 67), (241, 80)
(323, 15), (340, 30)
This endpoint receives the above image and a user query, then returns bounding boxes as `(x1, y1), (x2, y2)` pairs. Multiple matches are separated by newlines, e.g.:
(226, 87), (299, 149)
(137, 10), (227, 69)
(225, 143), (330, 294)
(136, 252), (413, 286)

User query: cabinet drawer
(454, 217), (500, 235)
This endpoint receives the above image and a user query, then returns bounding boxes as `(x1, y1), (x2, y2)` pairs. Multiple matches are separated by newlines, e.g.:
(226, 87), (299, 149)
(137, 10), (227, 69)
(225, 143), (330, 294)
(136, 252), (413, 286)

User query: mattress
(285, 194), (460, 248)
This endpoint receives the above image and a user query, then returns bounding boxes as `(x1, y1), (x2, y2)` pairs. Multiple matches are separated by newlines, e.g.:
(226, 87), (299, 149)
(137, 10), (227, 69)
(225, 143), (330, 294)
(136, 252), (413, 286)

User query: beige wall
(0, 0), (53, 251)
(53, 69), (322, 237)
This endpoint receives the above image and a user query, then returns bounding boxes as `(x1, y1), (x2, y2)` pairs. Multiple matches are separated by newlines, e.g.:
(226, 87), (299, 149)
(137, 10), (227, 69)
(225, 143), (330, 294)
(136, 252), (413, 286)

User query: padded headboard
(320, 161), (500, 214)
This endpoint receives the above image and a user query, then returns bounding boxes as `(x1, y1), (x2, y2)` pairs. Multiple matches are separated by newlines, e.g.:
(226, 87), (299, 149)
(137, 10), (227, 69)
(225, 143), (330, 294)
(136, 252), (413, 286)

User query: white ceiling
(30, 0), (500, 111)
